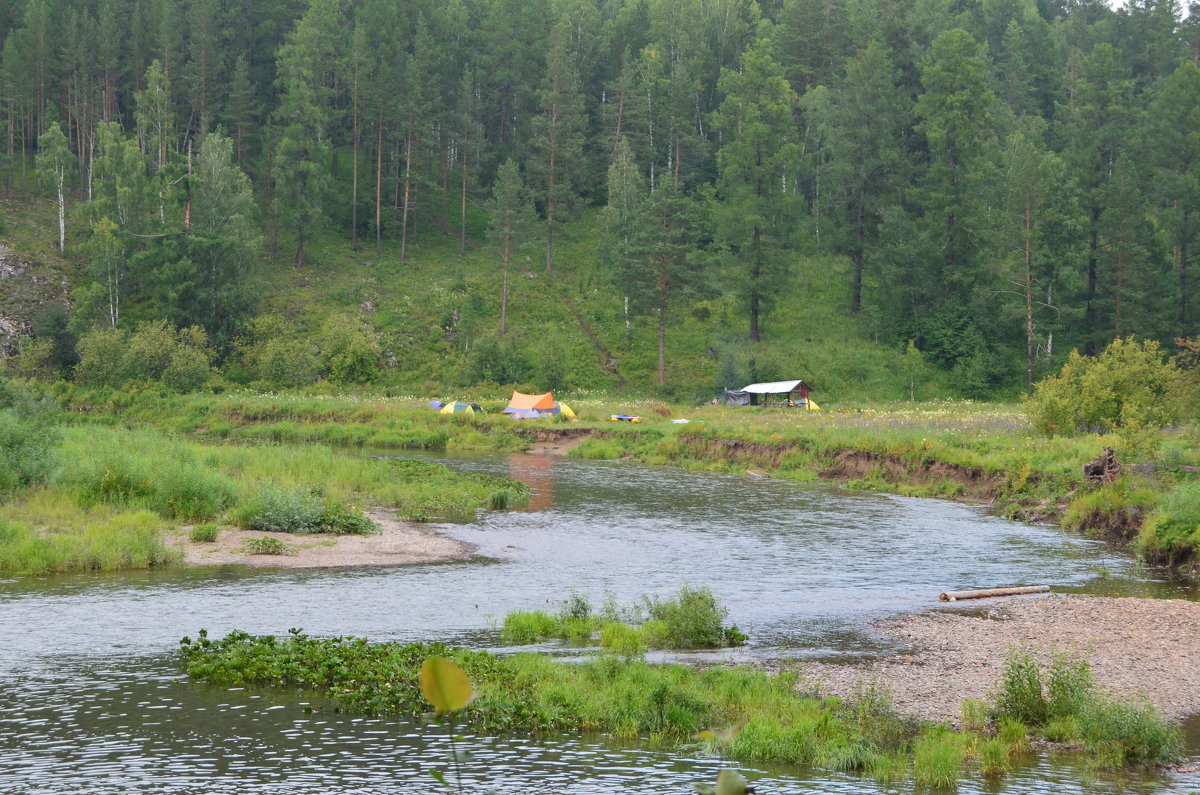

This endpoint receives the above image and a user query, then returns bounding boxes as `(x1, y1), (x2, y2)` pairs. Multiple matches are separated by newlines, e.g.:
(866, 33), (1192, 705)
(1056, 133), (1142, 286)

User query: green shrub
(242, 536), (289, 555)
(74, 322), (214, 393)
(1046, 653), (1095, 719)
(990, 647), (1048, 725)
(641, 585), (744, 649)
(0, 381), (60, 498)
(0, 409), (58, 498)
(0, 509), (179, 573)
(65, 437), (234, 521)
(247, 486), (324, 533)
(1025, 338), (1185, 436)
(74, 327), (130, 387)
(245, 486), (375, 535)
(189, 523), (220, 543)
(317, 502), (376, 535)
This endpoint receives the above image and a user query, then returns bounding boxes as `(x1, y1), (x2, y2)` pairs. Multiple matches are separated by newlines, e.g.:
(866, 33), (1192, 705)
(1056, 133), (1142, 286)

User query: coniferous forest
(2, 0), (1199, 398)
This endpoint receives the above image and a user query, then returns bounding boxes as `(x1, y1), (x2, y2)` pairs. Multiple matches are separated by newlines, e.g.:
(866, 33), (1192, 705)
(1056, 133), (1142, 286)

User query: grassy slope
(2, 179), (962, 402)
(259, 205), (948, 402)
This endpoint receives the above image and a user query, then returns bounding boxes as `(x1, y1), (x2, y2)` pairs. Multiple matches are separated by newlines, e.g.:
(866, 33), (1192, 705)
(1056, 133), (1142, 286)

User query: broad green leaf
(715, 769), (750, 795)
(430, 769), (449, 787)
(420, 656), (473, 714)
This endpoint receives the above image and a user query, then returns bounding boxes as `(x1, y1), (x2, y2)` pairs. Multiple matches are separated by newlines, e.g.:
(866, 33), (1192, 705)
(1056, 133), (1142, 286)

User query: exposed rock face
(0, 243), (68, 357)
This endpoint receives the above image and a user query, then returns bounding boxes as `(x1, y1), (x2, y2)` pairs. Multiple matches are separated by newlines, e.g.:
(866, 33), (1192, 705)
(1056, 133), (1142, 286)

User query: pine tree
(993, 126), (1078, 388)
(629, 180), (704, 385)
(487, 159), (537, 335)
(603, 136), (646, 346)
(819, 40), (910, 315)
(528, 22), (587, 272)
(271, 0), (337, 268)
(171, 132), (259, 354)
(1147, 59), (1200, 332)
(713, 34), (800, 342)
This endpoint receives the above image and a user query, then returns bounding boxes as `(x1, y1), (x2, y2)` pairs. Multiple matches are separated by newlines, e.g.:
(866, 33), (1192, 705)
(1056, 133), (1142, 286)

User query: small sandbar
(799, 595), (1200, 723)
(174, 509), (475, 569)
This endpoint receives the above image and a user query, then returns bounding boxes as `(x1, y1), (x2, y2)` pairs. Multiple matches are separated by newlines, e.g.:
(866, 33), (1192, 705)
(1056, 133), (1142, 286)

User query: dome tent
(502, 391), (576, 419)
(439, 401), (482, 415)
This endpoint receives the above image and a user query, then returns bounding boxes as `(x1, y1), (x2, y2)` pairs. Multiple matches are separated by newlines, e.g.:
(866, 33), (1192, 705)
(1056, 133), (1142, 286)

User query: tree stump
(1083, 446), (1120, 486)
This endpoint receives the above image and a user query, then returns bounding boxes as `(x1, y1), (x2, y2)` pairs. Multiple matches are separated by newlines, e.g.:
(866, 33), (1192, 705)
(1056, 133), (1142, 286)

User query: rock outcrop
(0, 243), (69, 357)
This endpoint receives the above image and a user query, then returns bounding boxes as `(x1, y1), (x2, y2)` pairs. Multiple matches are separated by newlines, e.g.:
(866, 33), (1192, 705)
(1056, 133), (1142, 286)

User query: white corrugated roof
(740, 379), (809, 394)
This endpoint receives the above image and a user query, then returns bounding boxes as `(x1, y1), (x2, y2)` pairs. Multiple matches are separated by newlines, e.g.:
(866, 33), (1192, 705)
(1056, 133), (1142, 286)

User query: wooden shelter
(722, 379), (818, 409)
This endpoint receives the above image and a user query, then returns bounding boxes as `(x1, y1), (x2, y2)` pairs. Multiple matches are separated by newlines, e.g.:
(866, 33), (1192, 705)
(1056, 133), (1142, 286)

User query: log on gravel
(938, 585), (1050, 601)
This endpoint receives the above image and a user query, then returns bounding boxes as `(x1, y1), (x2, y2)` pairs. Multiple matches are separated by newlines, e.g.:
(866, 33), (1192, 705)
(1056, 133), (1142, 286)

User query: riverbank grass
(0, 494), (180, 572)
(0, 423), (529, 574)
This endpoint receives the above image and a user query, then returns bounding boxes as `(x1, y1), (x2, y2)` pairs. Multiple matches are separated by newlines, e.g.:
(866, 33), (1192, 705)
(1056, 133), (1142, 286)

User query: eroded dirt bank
(797, 594), (1200, 723)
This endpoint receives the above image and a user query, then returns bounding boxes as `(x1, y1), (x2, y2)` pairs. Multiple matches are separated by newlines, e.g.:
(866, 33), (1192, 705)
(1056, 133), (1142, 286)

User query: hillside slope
(2, 193), (948, 402)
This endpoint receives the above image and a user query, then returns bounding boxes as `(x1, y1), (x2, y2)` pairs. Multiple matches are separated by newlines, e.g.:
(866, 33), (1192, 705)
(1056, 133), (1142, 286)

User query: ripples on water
(0, 454), (1196, 793)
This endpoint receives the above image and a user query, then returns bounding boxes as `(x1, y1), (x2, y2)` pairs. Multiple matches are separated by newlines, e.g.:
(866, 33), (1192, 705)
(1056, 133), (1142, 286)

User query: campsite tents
(722, 379), (819, 409)
(503, 391), (577, 419)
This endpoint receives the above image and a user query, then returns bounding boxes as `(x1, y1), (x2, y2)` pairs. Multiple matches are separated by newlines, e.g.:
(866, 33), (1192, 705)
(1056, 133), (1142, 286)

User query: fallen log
(939, 585), (1050, 602)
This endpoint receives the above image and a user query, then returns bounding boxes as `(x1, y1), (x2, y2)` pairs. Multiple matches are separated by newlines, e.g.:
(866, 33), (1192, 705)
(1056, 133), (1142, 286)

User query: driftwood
(1083, 446), (1120, 486)
(939, 585), (1050, 602)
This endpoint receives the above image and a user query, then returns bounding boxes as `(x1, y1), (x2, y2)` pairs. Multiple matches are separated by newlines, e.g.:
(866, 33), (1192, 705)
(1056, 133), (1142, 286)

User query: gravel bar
(800, 595), (1200, 723)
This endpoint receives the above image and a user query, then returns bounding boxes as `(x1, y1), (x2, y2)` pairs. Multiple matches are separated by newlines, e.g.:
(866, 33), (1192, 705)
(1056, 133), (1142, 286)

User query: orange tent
(506, 391), (556, 411)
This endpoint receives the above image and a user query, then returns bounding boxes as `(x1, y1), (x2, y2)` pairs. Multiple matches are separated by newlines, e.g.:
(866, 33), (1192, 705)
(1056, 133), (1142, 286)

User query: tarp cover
(739, 379), (810, 394)
(505, 391), (556, 411)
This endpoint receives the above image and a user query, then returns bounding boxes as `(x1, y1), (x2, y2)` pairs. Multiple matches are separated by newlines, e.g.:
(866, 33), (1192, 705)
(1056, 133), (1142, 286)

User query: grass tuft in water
(911, 727), (968, 788)
(979, 737), (1012, 778)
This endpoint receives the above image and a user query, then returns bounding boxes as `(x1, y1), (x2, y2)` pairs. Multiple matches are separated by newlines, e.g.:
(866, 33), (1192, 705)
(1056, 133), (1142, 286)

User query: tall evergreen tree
(1098, 152), (1173, 342)
(271, 0), (337, 268)
(819, 40), (910, 315)
(528, 22), (587, 271)
(993, 126), (1078, 387)
(628, 180), (704, 385)
(487, 158), (537, 335)
(1055, 42), (1137, 355)
(1147, 59), (1200, 332)
(163, 132), (259, 354)
(713, 33), (801, 342)
(603, 135), (646, 345)
(910, 28), (997, 372)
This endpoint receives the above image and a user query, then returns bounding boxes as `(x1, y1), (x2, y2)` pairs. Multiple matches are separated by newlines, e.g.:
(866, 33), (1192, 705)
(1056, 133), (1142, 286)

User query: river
(0, 453), (1196, 793)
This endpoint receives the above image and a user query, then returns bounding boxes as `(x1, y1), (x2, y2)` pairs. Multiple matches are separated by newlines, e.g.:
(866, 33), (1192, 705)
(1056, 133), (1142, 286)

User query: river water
(0, 453), (1196, 793)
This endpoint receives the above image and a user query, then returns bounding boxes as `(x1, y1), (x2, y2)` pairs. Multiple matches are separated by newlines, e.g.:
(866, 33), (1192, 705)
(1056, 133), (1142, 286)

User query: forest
(1, 0), (1199, 397)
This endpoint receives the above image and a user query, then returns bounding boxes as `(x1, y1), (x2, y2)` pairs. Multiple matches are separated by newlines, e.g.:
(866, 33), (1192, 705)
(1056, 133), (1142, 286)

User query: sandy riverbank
(797, 594), (1200, 723)
(173, 508), (475, 568)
